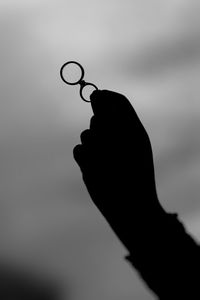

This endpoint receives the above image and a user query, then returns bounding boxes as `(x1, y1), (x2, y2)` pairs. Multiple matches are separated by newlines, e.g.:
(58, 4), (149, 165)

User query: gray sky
(0, 1), (200, 299)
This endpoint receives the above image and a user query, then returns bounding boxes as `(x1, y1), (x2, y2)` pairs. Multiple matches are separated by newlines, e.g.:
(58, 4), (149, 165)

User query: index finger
(90, 89), (139, 121)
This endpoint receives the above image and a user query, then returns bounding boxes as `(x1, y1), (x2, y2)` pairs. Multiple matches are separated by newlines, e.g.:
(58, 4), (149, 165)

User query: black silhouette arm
(73, 90), (200, 299)
(125, 212), (200, 299)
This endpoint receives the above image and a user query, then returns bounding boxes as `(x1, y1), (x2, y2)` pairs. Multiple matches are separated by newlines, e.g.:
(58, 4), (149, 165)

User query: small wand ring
(60, 61), (98, 103)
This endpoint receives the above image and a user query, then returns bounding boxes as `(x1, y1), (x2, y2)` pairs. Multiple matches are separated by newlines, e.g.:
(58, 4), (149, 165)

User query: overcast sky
(0, 1), (200, 299)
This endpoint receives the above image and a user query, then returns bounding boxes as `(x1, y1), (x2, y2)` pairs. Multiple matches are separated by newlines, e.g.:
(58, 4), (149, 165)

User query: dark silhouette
(74, 90), (200, 299)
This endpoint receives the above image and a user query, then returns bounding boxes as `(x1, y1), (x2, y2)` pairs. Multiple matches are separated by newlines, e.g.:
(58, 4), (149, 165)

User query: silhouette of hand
(74, 90), (200, 300)
(74, 90), (165, 244)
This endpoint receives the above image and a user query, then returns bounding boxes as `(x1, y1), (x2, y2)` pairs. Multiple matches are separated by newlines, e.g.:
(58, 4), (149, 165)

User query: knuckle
(80, 129), (90, 143)
(73, 144), (82, 158)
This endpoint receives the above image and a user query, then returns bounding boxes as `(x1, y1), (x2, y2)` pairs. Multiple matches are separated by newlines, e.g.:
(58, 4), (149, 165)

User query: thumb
(90, 89), (140, 122)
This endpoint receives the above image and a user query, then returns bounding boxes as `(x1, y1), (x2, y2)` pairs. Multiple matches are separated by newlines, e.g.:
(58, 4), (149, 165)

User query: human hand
(74, 90), (165, 236)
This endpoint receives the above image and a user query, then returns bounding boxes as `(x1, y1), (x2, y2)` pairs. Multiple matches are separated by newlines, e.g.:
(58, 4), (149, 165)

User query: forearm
(124, 210), (200, 299)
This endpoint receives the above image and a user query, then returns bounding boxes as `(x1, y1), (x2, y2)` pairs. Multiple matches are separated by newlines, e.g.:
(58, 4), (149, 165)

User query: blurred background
(0, 0), (200, 299)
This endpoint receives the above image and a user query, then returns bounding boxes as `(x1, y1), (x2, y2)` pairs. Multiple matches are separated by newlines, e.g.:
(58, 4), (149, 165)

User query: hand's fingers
(89, 115), (101, 132)
(73, 144), (90, 168)
(90, 90), (133, 115)
(80, 129), (91, 145)
(73, 144), (83, 165)
(73, 143), (94, 172)
(90, 90), (141, 126)
(80, 129), (101, 149)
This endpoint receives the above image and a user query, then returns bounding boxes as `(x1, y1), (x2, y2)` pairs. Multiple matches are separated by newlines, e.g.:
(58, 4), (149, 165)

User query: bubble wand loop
(60, 61), (98, 103)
